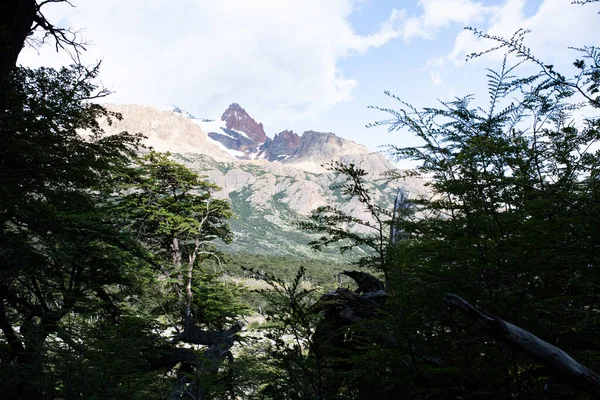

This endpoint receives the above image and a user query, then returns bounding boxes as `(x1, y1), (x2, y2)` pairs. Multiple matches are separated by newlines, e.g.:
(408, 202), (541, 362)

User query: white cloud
(18, 0), (508, 127)
(20, 0), (408, 125)
(424, 0), (600, 96)
(400, 0), (496, 41)
(447, 0), (600, 65)
(21, 0), (595, 134)
(429, 70), (444, 87)
(418, 0), (492, 31)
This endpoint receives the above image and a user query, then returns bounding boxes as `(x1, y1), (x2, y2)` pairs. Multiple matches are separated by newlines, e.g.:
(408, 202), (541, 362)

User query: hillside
(99, 103), (428, 260)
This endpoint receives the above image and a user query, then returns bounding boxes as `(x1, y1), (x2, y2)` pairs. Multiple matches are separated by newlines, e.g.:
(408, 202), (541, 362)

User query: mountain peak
(258, 129), (301, 161)
(224, 102), (243, 112)
(171, 103), (372, 166)
(170, 105), (196, 119)
(221, 103), (267, 143)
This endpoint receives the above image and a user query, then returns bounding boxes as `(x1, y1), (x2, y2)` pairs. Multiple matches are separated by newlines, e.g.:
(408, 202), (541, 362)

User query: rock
(221, 103), (267, 144)
(259, 130), (301, 161)
(98, 104), (234, 162)
(97, 104), (429, 260)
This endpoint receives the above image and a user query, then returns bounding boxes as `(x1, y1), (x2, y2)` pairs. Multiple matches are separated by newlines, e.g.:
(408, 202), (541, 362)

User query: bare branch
(24, 1), (87, 65)
(445, 294), (600, 398)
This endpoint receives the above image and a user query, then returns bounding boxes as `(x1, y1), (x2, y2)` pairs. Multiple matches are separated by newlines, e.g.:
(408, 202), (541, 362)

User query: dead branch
(445, 293), (600, 398)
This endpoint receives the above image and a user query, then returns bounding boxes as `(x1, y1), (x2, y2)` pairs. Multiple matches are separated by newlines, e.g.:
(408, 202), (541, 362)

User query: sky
(20, 0), (600, 158)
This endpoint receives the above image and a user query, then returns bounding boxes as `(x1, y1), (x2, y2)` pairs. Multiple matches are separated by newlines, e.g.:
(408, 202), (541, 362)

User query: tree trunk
(0, 296), (26, 358)
(445, 293), (600, 398)
(0, 0), (36, 80)
(168, 321), (243, 400)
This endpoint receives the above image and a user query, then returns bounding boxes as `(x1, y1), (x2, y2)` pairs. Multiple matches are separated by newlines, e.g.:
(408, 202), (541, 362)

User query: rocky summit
(201, 103), (267, 158)
(100, 103), (428, 260)
(221, 103), (267, 144)
(258, 130), (301, 162)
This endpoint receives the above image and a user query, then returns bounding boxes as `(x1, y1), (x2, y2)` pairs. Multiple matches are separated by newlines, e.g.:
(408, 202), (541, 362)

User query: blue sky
(20, 0), (600, 160)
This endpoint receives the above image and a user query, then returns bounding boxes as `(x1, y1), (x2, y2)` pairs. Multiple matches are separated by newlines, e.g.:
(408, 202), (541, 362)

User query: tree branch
(445, 293), (600, 398)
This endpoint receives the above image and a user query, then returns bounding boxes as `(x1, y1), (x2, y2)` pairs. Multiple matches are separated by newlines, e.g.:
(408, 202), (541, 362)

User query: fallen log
(444, 293), (600, 398)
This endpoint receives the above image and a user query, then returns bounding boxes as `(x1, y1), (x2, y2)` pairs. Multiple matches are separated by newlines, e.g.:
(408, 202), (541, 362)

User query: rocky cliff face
(221, 103), (267, 143)
(194, 103), (267, 159)
(99, 104), (428, 259)
(258, 130), (301, 161)
(99, 104), (233, 162)
(193, 104), (372, 168)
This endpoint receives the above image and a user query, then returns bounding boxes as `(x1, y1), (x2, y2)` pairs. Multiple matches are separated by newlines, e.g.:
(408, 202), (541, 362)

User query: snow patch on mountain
(98, 104), (234, 162)
(172, 105), (196, 119)
(96, 103), (430, 258)
(193, 118), (251, 140)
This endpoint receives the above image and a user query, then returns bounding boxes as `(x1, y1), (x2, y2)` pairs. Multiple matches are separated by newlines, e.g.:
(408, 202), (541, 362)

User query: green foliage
(0, 15), (251, 400)
(198, 253), (353, 318)
(192, 268), (251, 331)
(214, 253), (352, 287)
(298, 162), (393, 270)
(112, 150), (249, 399)
(0, 63), (246, 400)
(364, 32), (600, 398)
(240, 267), (327, 399)
(114, 150), (234, 318)
(116, 150), (233, 254)
(0, 64), (152, 398)
(273, 7), (600, 399)
(44, 315), (171, 400)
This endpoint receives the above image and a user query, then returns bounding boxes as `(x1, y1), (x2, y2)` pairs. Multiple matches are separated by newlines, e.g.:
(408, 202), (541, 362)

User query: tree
(364, 12), (600, 398)
(298, 162), (401, 300)
(283, 3), (600, 398)
(0, 0), (86, 117)
(0, 0), (83, 80)
(117, 151), (235, 330)
(241, 267), (327, 400)
(1, 3), (250, 398)
(115, 151), (246, 399)
(0, 63), (152, 398)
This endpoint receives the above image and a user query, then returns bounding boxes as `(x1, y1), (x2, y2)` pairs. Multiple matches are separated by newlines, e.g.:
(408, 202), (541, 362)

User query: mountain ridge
(173, 103), (377, 170)
(98, 103), (428, 259)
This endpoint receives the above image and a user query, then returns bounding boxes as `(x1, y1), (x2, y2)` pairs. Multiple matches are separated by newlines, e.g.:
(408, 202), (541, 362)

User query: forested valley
(2, 1), (600, 399)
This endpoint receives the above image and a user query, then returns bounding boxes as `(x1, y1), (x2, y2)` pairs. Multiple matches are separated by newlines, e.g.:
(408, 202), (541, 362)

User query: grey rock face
(100, 104), (429, 260)
(221, 103), (267, 143)
(258, 130), (301, 161)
